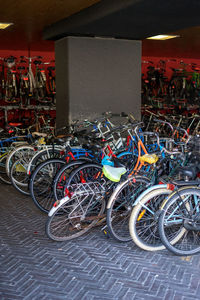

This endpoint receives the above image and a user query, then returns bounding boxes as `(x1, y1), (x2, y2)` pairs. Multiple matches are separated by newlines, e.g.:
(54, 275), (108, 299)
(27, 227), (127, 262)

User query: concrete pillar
(55, 36), (141, 128)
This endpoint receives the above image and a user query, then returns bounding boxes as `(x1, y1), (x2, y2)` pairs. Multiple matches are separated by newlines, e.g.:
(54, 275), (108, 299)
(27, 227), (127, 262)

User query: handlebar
(153, 118), (174, 132)
(173, 126), (190, 144)
(134, 128), (184, 157)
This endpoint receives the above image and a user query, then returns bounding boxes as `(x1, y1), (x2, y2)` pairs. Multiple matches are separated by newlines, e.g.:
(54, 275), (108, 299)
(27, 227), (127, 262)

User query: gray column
(55, 36), (141, 128)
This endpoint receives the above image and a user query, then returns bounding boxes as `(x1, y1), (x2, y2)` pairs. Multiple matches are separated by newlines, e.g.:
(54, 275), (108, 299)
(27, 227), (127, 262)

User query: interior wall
(0, 50), (54, 62)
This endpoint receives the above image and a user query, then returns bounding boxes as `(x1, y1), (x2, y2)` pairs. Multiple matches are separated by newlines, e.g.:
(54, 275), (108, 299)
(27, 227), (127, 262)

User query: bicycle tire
(53, 158), (93, 201)
(27, 148), (62, 176)
(46, 182), (106, 241)
(66, 163), (103, 187)
(9, 146), (36, 187)
(158, 187), (200, 256)
(10, 160), (30, 195)
(29, 158), (66, 213)
(0, 153), (12, 184)
(129, 188), (172, 251)
(106, 175), (151, 242)
(6, 145), (34, 177)
(116, 152), (137, 171)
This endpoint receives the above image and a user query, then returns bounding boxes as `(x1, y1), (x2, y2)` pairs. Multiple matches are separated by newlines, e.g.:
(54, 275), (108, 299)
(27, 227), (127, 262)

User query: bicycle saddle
(6, 56), (16, 63)
(34, 60), (42, 65)
(176, 165), (198, 179)
(140, 153), (159, 164)
(47, 66), (55, 71)
(52, 137), (65, 145)
(102, 165), (127, 182)
(9, 122), (23, 127)
(32, 132), (47, 137)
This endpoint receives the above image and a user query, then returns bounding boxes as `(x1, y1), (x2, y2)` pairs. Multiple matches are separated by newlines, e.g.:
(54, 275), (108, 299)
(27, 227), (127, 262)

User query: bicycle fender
(106, 177), (131, 209)
(160, 185), (200, 210)
(116, 151), (132, 158)
(133, 184), (168, 206)
(48, 196), (70, 217)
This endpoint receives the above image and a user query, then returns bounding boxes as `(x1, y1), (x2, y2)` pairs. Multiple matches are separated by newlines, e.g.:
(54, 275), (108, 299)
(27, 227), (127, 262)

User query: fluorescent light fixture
(146, 34), (180, 40)
(0, 23), (13, 29)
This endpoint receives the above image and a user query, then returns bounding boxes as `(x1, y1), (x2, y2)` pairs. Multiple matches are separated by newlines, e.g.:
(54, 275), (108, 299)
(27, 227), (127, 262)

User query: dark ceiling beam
(43, 0), (200, 41)
(43, 0), (141, 40)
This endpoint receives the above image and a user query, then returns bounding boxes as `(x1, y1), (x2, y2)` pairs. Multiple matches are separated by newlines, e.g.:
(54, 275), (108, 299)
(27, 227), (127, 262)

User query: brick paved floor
(1, 183), (200, 300)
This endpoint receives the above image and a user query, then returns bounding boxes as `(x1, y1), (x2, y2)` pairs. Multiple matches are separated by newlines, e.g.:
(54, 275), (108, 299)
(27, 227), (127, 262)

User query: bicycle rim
(159, 188), (200, 256)
(46, 187), (106, 241)
(107, 175), (151, 242)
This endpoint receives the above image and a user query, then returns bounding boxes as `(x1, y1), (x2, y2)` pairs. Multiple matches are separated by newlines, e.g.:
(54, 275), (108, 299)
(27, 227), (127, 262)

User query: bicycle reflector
(167, 183), (175, 191)
(53, 200), (59, 207)
(137, 209), (146, 221)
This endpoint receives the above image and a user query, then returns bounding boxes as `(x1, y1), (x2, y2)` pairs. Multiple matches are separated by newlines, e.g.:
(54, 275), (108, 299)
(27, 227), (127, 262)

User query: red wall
(0, 49), (55, 129)
(0, 49), (54, 62)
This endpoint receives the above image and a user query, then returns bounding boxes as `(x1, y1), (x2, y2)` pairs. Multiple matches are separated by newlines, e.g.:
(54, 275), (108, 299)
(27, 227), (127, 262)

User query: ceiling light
(0, 23), (13, 29)
(146, 34), (180, 40)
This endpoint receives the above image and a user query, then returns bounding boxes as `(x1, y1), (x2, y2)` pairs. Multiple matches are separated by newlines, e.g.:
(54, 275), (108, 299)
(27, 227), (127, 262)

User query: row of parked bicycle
(1, 111), (200, 257)
(142, 59), (200, 109)
(0, 55), (56, 106)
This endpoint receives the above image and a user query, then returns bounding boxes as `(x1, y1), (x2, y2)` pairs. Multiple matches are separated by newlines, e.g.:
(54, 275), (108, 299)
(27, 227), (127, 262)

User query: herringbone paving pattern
(1, 183), (200, 299)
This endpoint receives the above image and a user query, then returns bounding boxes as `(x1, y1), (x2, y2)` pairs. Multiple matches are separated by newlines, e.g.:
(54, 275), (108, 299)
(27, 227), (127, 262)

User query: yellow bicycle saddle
(139, 153), (159, 164)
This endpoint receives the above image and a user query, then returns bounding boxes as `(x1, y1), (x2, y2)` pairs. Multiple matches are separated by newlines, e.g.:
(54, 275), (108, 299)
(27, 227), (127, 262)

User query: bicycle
(158, 171), (200, 256)
(106, 126), (188, 243)
(4, 56), (20, 104)
(128, 153), (200, 252)
(44, 122), (164, 241)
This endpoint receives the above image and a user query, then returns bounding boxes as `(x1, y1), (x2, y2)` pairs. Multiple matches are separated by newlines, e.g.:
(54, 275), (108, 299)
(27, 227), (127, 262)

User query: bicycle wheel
(158, 155), (185, 179)
(66, 163), (104, 187)
(6, 145), (34, 177)
(106, 175), (151, 242)
(53, 159), (92, 201)
(129, 188), (172, 251)
(5, 73), (18, 103)
(116, 152), (137, 171)
(9, 145), (36, 187)
(29, 158), (66, 213)
(10, 160), (30, 195)
(46, 181), (106, 241)
(159, 188), (200, 256)
(27, 148), (62, 176)
(0, 153), (12, 184)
